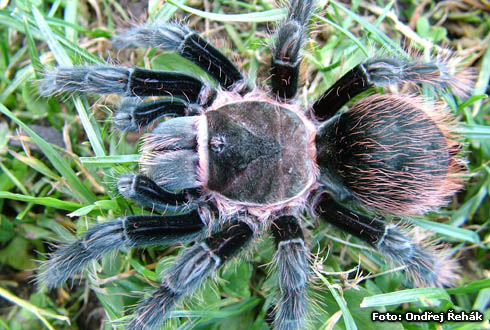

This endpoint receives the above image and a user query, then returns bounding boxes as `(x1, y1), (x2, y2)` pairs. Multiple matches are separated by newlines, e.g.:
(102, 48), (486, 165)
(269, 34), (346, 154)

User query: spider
(38, 0), (473, 329)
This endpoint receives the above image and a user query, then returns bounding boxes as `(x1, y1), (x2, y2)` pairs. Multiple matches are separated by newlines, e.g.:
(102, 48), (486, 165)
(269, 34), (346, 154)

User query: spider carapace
(204, 101), (315, 204)
(38, 0), (473, 329)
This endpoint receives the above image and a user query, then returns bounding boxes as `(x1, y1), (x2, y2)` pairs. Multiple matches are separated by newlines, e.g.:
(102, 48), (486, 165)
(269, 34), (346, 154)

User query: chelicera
(38, 0), (472, 329)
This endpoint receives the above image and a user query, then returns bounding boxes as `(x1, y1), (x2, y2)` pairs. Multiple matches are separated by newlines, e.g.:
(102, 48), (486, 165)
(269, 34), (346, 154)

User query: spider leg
(39, 66), (216, 106)
(270, 215), (309, 330)
(315, 194), (459, 288)
(112, 23), (247, 92)
(39, 209), (206, 289)
(312, 57), (471, 120)
(270, 0), (315, 100)
(114, 97), (200, 132)
(129, 220), (254, 330)
(117, 173), (199, 212)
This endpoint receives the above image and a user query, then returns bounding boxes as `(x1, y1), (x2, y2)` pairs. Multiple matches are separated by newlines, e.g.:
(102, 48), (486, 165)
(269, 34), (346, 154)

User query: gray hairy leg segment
(315, 194), (458, 288)
(39, 210), (206, 289)
(270, 215), (310, 330)
(270, 0), (315, 99)
(128, 220), (254, 330)
(112, 23), (246, 91)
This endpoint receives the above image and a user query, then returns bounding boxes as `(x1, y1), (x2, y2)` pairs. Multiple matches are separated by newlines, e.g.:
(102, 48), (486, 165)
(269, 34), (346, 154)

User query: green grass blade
(129, 258), (158, 282)
(456, 124), (490, 139)
(47, 0), (62, 17)
(0, 287), (70, 329)
(23, 16), (43, 78)
(0, 66), (33, 103)
(0, 163), (29, 195)
(360, 288), (452, 307)
(450, 184), (488, 226)
(473, 288), (490, 311)
(0, 103), (96, 203)
(72, 98), (106, 157)
(447, 279), (490, 295)
(9, 150), (61, 180)
(152, 0), (187, 22)
(0, 11), (104, 65)
(472, 43), (490, 115)
(408, 218), (480, 243)
(373, 1), (394, 26)
(457, 94), (487, 111)
(314, 14), (369, 56)
(32, 7), (106, 157)
(169, 298), (260, 318)
(0, 191), (83, 211)
(67, 200), (119, 217)
(43, 17), (110, 38)
(80, 154), (140, 167)
(0, 122), (9, 154)
(329, 0), (406, 57)
(313, 266), (358, 330)
(167, 0), (286, 22)
(32, 6), (71, 66)
(63, 0), (78, 42)
(0, 9), (25, 31)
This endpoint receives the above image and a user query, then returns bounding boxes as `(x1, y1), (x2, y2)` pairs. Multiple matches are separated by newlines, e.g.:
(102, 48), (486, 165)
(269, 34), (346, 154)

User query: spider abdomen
(316, 94), (462, 215)
(204, 101), (316, 205)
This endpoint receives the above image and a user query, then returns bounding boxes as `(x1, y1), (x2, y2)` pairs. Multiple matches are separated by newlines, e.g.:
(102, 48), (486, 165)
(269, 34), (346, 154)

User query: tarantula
(38, 0), (472, 329)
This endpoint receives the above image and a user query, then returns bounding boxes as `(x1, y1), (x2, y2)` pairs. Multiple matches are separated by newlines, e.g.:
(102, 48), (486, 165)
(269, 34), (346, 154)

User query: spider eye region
(210, 136), (226, 153)
(204, 101), (316, 204)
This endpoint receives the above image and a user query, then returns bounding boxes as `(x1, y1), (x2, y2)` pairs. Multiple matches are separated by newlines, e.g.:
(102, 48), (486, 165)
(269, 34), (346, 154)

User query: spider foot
(39, 220), (126, 288)
(39, 66), (131, 96)
(377, 224), (460, 288)
(128, 285), (179, 330)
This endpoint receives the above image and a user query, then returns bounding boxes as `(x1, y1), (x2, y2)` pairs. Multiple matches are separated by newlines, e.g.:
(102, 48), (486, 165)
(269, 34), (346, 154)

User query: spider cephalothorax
(38, 0), (472, 329)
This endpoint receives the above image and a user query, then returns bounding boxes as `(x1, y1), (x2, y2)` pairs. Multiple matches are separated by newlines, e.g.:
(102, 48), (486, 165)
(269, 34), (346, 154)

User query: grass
(0, 0), (489, 329)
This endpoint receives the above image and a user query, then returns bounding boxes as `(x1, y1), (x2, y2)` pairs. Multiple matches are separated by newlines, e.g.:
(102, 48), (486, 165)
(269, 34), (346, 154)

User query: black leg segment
(270, 215), (304, 243)
(271, 0), (315, 99)
(40, 66), (216, 106)
(114, 97), (199, 132)
(123, 213), (204, 246)
(112, 24), (246, 91)
(117, 174), (197, 213)
(129, 220), (254, 330)
(129, 68), (211, 103)
(315, 193), (458, 287)
(312, 56), (472, 120)
(204, 221), (254, 263)
(312, 64), (373, 120)
(315, 194), (386, 245)
(38, 211), (206, 289)
(270, 216), (309, 330)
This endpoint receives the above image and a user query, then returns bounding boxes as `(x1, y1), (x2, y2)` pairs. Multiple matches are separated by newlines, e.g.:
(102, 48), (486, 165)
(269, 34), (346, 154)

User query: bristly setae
(37, 0), (473, 329)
